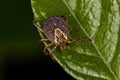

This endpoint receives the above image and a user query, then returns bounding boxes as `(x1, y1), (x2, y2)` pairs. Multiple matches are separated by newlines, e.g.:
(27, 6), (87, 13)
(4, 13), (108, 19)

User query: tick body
(33, 16), (91, 55)
(43, 16), (70, 51)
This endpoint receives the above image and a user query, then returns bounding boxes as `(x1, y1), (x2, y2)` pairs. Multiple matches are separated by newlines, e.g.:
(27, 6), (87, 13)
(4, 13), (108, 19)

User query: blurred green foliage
(0, 0), (44, 62)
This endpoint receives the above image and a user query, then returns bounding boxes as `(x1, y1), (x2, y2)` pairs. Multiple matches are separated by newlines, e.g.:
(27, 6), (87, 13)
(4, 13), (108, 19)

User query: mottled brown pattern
(43, 16), (69, 43)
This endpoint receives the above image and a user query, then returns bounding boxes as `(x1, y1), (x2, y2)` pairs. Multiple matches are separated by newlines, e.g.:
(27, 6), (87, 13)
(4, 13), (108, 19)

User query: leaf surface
(31, 0), (120, 80)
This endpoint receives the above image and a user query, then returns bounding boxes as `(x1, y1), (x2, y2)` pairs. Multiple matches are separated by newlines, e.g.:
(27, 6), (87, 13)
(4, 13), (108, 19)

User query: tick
(33, 16), (91, 55)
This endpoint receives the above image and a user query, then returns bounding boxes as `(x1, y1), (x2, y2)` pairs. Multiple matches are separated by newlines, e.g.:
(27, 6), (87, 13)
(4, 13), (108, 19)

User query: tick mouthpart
(54, 28), (68, 44)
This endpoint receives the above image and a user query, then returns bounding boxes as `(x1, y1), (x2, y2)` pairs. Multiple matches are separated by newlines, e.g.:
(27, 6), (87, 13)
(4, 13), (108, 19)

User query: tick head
(54, 28), (68, 51)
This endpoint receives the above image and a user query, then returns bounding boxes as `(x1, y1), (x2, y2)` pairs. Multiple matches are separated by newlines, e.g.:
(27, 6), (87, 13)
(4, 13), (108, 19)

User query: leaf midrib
(62, 0), (119, 80)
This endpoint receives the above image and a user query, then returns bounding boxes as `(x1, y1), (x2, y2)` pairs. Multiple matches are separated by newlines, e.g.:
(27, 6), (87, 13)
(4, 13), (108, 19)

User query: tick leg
(39, 39), (49, 43)
(48, 45), (58, 61)
(43, 45), (58, 62)
(43, 43), (53, 55)
(77, 36), (92, 41)
(49, 45), (58, 54)
(33, 20), (43, 32)
(61, 16), (68, 24)
(69, 36), (92, 43)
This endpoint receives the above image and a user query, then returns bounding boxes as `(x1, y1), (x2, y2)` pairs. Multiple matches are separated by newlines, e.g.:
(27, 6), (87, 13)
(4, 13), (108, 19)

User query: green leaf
(31, 0), (120, 80)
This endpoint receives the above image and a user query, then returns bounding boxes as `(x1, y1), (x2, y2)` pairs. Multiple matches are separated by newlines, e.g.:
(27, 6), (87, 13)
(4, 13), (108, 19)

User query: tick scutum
(43, 16), (69, 43)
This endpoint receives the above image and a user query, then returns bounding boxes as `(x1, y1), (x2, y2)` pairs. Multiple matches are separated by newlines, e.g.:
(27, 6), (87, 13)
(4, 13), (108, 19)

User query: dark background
(0, 0), (74, 80)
